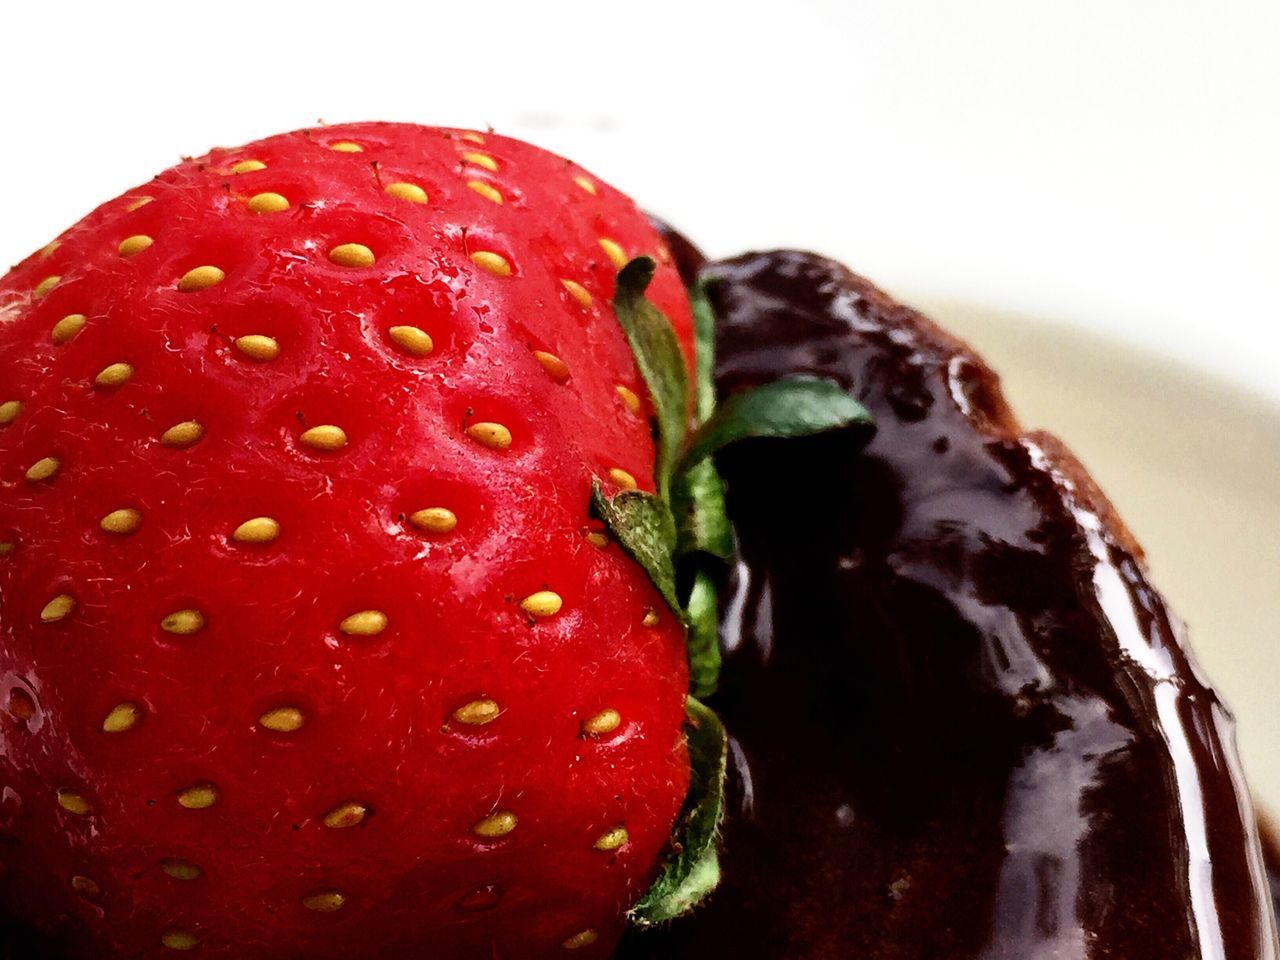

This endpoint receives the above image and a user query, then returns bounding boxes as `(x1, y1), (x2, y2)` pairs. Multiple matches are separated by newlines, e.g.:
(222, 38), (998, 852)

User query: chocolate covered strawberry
(0, 122), (705, 959)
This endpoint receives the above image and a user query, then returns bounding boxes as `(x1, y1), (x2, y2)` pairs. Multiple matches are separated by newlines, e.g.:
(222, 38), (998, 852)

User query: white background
(1, 0), (1277, 400)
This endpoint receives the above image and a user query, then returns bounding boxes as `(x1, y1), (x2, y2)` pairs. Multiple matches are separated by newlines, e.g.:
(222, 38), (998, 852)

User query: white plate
(918, 296), (1280, 810)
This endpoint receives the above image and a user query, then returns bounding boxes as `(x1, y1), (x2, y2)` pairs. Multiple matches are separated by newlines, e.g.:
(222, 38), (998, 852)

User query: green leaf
(670, 457), (734, 564)
(630, 696), (728, 926)
(690, 280), (718, 423)
(684, 571), (722, 698)
(614, 257), (691, 500)
(672, 279), (732, 563)
(590, 480), (681, 615)
(679, 376), (873, 473)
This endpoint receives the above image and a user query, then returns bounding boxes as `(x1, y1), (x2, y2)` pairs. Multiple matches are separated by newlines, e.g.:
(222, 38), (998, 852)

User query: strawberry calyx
(628, 696), (727, 926)
(597, 257), (872, 925)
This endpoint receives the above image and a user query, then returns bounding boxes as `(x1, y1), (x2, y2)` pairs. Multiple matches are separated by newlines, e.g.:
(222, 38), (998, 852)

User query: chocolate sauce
(1264, 821), (1280, 923)
(621, 249), (1279, 958)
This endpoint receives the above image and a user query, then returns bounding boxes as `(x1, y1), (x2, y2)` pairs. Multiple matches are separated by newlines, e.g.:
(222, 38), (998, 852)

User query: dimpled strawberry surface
(0, 122), (693, 959)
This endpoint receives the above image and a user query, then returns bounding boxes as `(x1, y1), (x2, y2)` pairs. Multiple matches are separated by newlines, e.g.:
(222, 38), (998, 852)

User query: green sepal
(690, 280), (718, 423)
(670, 457), (734, 564)
(679, 376), (872, 473)
(613, 257), (691, 500)
(684, 571), (722, 699)
(672, 280), (734, 565)
(613, 265), (877, 929)
(590, 480), (681, 616)
(628, 696), (728, 926)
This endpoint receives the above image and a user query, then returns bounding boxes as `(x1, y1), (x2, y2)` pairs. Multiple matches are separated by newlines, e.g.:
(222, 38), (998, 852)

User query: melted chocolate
(1264, 821), (1280, 923)
(621, 249), (1279, 958)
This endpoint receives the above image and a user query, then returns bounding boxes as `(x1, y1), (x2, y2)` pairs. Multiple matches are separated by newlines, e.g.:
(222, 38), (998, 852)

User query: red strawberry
(0, 122), (695, 959)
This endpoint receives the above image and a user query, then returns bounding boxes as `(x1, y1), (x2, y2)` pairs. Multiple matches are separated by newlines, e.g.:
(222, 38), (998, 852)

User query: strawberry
(0, 122), (699, 959)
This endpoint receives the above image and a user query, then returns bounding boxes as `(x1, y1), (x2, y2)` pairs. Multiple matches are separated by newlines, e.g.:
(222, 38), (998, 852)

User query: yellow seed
(302, 891), (347, 912)
(642, 608), (660, 628)
(452, 698), (500, 726)
(462, 152), (498, 172)
(385, 182), (428, 204)
(466, 421), (512, 451)
(33, 275), (60, 299)
(323, 801), (368, 829)
(118, 235), (153, 258)
(247, 192), (290, 214)
(532, 350), (570, 383)
(0, 400), (20, 425)
(520, 591), (563, 618)
(100, 508), (142, 535)
(460, 132), (486, 144)
(472, 810), (517, 838)
(330, 141), (363, 153)
(126, 196), (153, 212)
(26, 456), (61, 482)
(94, 362), (134, 388)
(470, 251), (512, 277)
(51, 313), (87, 344)
(615, 385), (642, 414)
(561, 279), (592, 309)
(467, 181), (503, 204)
(340, 610), (387, 636)
(102, 702), (141, 733)
(161, 609), (205, 635)
(259, 706), (306, 732)
(7, 689), (34, 720)
(582, 708), (621, 737)
(0, 542), (15, 557)
(329, 243), (376, 268)
(608, 468), (638, 490)
(235, 334), (280, 361)
(233, 517), (280, 543)
(40, 240), (61, 258)
(563, 930), (599, 950)
(161, 420), (204, 447)
(573, 175), (597, 195)
(584, 531), (608, 548)
(56, 789), (91, 816)
(409, 507), (457, 534)
(41, 594), (74, 623)
(161, 930), (199, 951)
(229, 159), (267, 174)
(300, 425), (347, 451)
(177, 783), (218, 809)
(70, 875), (99, 897)
(161, 859), (202, 880)
(178, 265), (225, 293)
(598, 238), (628, 269)
(387, 325), (434, 357)
(594, 825), (629, 851)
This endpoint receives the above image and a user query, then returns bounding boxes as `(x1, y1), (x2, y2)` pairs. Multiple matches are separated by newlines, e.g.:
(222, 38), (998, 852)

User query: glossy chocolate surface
(1266, 823), (1280, 921)
(621, 247), (1278, 958)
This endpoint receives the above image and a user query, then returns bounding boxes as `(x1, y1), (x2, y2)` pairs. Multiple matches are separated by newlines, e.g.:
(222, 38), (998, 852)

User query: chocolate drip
(620, 249), (1278, 958)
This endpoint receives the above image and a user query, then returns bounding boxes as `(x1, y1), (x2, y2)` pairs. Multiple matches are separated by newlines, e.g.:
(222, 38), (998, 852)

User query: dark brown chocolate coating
(621, 249), (1278, 958)
(1264, 821), (1280, 925)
